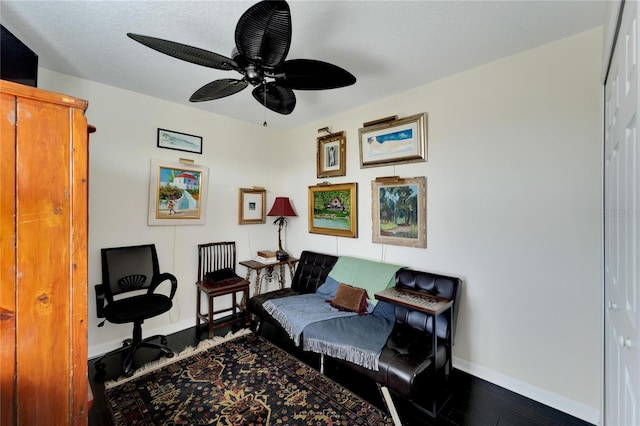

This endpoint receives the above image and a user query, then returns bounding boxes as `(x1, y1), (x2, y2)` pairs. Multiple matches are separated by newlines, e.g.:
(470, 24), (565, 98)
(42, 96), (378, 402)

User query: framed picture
(317, 131), (346, 178)
(308, 183), (357, 238)
(358, 113), (427, 168)
(372, 176), (426, 247)
(157, 128), (203, 154)
(148, 159), (209, 225)
(238, 188), (266, 224)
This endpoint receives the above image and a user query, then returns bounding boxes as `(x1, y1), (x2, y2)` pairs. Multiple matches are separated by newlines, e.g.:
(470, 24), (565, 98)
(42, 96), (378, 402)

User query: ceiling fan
(127, 0), (356, 115)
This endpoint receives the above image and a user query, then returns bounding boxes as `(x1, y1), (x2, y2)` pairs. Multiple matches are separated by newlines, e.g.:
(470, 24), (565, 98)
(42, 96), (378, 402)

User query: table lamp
(267, 197), (297, 260)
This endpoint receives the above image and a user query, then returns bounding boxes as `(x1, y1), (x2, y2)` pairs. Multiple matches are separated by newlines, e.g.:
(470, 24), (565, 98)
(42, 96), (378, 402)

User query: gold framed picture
(372, 176), (426, 247)
(308, 182), (357, 238)
(317, 131), (346, 178)
(238, 188), (266, 224)
(359, 113), (427, 168)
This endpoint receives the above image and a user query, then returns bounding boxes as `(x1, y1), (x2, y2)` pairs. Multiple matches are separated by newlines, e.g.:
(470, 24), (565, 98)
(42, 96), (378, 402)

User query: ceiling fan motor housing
(245, 64), (264, 86)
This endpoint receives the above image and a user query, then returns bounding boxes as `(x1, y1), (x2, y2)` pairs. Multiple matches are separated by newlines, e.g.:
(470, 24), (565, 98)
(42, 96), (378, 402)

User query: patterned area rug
(105, 329), (393, 425)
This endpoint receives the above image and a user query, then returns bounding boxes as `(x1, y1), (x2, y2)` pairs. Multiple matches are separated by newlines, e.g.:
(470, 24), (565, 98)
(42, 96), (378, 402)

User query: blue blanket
(303, 303), (395, 370)
(262, 294), (357, 346)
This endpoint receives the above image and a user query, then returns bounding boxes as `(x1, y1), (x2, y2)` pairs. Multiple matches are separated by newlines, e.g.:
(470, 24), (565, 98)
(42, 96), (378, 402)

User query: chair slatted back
(197, 242), (237, 282)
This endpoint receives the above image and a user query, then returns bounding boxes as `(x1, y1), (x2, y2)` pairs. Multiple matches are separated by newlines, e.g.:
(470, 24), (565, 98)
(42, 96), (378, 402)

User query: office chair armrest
(149, 272), (178, 299)
(95, 284), (106, 318)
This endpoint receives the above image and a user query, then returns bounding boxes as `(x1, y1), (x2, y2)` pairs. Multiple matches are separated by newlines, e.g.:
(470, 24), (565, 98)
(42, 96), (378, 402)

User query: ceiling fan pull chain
(263, 83), (268, 127)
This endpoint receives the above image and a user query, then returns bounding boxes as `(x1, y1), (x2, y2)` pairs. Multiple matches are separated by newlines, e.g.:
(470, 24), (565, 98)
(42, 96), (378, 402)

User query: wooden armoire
(1, 80), (91, 425)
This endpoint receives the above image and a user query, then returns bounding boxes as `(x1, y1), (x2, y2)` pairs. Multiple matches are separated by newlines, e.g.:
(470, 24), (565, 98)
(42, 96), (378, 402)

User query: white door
(604, 1), (640, 424)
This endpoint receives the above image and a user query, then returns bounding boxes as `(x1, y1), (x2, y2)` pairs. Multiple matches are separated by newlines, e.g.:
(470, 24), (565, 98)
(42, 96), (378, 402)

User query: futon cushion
(330, 283), (368, 314)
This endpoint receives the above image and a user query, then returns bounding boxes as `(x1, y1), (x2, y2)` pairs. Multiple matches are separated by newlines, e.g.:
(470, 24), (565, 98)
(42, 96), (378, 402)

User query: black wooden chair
(94, 244), (177, 377)
(196, 242), (250, 338)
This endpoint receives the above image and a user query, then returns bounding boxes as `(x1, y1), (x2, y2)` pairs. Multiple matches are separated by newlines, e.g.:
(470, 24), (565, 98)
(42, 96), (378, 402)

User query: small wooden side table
(196, 277), (250, 338)
(375, 286), (454, 417)
(239, 257), (299, 296)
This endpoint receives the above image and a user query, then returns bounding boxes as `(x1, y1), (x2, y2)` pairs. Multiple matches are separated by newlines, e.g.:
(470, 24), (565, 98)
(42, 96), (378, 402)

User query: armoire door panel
(0, 80), (90, 425)
(0, 91), (18, 426)
(15, 96), (74, 426)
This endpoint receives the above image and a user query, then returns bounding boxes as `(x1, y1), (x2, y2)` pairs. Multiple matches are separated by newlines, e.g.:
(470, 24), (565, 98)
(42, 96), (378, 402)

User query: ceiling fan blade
(252, 82), (296, 115)
(276, 59), (356, 90)
(127, 33), (237, 70)
(190, 79), (248, 102)
(235, 0), (291, 68)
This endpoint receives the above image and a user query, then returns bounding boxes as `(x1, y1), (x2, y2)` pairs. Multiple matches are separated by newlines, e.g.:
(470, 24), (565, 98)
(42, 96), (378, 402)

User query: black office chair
(94, 244), (177, 377)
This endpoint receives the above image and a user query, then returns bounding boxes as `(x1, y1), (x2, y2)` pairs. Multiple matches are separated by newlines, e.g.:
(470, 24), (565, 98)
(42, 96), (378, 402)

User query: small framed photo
(372, 176), (426, 247)
(308, 182), (357, 238)
(239, 188), (266, 224)
(157, 128), (203, 154)
(317, 131), (346, 178)
(148, 159), (209, 225)
(359, 113), (427, 168)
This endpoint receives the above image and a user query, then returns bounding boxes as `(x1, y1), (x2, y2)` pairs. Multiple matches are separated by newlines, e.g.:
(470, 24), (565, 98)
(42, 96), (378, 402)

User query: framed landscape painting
(308, 183), (357, 238)
(372, 176), (426, 247)
(359, 113), (427, 168)
(148, 159), (209, 225)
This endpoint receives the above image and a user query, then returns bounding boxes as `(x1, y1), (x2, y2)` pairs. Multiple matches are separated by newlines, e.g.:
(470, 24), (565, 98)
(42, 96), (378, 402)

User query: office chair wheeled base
(94, 321), (174, 378)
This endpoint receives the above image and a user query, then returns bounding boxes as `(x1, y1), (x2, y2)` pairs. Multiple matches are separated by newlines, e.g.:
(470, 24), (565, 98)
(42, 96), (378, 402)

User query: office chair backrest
(197, 242), (237, 282)
(101, 244), (160, 302)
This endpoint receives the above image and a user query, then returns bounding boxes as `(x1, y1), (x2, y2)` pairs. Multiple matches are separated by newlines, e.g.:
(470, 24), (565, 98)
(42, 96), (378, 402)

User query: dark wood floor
(88, 317), (594, 426)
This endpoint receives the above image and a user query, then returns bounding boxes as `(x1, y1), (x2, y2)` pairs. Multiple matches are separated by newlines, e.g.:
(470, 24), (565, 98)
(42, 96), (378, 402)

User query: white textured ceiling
(1, 0), (607, 129)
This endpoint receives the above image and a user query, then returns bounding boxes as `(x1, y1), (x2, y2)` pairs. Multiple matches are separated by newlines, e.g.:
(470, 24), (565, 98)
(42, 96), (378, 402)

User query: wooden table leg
(196, 286), (201, 330)
(243, 286), (250, 326)
(207, 294), (214, 339)
(232, 291), (237, 316)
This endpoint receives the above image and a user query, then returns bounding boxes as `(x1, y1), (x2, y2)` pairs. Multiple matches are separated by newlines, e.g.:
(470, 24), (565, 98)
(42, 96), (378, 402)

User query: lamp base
(276, 250), (289, 261)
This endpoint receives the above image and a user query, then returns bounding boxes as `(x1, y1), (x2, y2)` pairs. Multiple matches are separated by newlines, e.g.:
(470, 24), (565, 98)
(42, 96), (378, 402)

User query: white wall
(280, 28), (603, 422)
(38, 69), (291, 356)
(39, 26), (602, 423)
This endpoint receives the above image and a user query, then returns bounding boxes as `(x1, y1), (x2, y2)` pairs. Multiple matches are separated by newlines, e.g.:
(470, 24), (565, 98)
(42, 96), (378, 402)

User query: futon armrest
(149, 272), (178, 299)
(95, 284), (106, 318)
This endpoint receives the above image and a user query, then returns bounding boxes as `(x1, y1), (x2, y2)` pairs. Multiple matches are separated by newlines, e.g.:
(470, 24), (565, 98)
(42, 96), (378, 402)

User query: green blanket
(328, 256), (404, 304)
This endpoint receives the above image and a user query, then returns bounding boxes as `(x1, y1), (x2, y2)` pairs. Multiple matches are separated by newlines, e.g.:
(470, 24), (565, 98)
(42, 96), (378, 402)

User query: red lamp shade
(267, 197), (297, 217)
